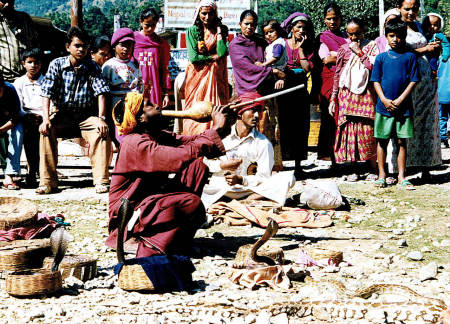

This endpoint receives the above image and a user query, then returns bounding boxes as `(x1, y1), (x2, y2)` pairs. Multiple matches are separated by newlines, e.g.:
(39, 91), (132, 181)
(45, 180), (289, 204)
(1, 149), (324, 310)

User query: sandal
(3, 182), (20, 190)
(399, 179), (415, 190)
(35, 185), (56, 195)
(374, 178), (387, 188)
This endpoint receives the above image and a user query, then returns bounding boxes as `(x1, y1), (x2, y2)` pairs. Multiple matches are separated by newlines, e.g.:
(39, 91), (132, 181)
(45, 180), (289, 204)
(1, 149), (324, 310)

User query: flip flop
(399, 179), (415, 190)
(374, 178), (387, 188)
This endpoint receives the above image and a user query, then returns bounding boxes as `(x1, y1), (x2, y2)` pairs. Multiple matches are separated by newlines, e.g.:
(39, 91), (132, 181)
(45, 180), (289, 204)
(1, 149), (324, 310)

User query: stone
(397, 239), (407, 247)
(419, 262), (438, 281)
(255, 311), (271, 324)
(323, 266), (339, 273)
(413, 215), (421, 222)
(421, 246), (431, 253)
(345, 223), (352, 228)
(231, 317), (245, 324)
(393, 229), (404, 235)
(440, 240), (450, 247)
(407, 251), (423, 261)
(245, 314), (257, 324)
(195, 229), (208, 238)
(271, 313), (288, 324)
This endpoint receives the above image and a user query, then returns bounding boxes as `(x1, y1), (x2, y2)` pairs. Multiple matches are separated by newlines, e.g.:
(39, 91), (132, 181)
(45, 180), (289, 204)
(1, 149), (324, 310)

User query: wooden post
(379, 0), (384, 36)
(70, 0), (83, 27)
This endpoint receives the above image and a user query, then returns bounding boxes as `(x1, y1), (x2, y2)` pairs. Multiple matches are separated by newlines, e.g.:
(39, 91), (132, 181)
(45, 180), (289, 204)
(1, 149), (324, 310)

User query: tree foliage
(258, 0), (399, 39)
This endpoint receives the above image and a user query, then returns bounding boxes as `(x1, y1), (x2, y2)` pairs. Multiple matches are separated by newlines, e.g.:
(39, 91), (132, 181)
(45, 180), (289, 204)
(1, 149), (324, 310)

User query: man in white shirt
(202, 92), (295, 209)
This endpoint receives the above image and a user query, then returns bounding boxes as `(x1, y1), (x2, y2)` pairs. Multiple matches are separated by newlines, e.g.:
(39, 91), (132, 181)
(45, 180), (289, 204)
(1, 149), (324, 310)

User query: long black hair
(194, 6), (223, 43)
(323, 2), (342, 18)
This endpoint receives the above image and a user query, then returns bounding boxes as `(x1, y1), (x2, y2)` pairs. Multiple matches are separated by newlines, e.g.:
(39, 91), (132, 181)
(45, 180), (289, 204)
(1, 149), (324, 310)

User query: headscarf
(281, 12), (311, 34)
(113, 92), (144, 135)
(383, 8), (400, 31)
(423, 13), (444, 32)
(237, 92), (264, 115)
(192, 0), (217, 24)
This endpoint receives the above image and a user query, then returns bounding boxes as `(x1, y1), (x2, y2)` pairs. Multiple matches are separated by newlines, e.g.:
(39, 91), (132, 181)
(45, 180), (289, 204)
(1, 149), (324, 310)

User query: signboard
(165, 0), (252, 30)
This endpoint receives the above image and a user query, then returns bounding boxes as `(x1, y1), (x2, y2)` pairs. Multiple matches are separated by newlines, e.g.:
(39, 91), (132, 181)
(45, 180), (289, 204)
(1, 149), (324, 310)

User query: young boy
(0, 73), (22, 189)
(13, 48), (44, 187)
(38, 26), (111, 194)
(370, 17), (420, 189)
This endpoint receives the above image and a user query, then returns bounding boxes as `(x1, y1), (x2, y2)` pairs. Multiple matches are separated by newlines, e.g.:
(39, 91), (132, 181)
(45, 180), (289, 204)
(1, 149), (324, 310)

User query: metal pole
(70, 0), (83, 27)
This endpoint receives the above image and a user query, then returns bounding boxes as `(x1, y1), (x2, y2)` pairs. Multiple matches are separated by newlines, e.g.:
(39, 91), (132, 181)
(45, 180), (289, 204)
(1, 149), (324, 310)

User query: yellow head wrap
(113, 92), (144, 135)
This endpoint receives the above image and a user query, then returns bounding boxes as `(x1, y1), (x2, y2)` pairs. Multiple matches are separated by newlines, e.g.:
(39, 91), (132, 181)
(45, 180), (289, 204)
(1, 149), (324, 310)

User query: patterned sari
(183, 31), (229, 135)
(333, 41), (379, 163)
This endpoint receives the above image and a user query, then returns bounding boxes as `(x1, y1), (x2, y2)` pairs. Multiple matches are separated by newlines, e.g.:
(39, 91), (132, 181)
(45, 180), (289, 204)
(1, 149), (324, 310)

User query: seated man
(38, 26), (111, 194)
(201, 92), (295, 209)
(105, 92), (232, 257)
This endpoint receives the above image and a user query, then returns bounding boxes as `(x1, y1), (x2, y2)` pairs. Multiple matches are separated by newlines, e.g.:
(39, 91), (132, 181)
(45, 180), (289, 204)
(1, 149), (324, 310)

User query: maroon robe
(106, 129), (225, 257)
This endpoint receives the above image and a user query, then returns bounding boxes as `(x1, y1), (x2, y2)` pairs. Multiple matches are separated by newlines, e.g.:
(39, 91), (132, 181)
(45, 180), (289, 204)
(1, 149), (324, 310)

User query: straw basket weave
(42, 255), (97, 281)
(0, 239), (51, 271)
(118, 264), (155, 291)
(6, 269), (62, 297)
(306, 247), (343, 265)
(0, 197), (37, 230)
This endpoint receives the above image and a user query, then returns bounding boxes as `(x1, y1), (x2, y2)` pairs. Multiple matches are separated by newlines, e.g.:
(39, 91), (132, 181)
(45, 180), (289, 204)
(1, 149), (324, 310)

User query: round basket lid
(0, 197), (38, 230)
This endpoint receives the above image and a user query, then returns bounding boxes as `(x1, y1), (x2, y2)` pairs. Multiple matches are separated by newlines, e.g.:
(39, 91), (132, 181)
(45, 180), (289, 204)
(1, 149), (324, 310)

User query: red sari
(317, 30), (348, 160)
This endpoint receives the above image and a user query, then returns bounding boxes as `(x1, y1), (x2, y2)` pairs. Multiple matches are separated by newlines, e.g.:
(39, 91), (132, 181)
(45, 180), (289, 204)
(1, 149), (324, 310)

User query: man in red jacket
(106, 93), (233, 257)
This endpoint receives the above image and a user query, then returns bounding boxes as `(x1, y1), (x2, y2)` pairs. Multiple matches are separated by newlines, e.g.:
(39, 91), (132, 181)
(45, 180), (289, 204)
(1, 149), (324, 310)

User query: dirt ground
(0, 143), (448, 323)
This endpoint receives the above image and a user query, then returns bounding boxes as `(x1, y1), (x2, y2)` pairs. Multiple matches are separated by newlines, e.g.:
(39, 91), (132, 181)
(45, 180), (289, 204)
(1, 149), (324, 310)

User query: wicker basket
(118, 264), (154, 291)
(6, 269), (62, 297)
(42, 254), (97, 281)
(0, 197), (37, 230)
(0, 239), (51, 271)
(306, 247), (343, 265)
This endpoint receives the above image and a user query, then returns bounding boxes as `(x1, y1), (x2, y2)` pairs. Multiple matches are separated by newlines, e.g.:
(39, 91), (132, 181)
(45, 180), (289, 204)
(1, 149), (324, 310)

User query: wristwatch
(99, 116), (106, 121)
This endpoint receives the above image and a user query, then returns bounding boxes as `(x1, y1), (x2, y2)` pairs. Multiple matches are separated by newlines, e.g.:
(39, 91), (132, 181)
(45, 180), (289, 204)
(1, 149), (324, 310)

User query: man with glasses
(37, 26), (111, 194)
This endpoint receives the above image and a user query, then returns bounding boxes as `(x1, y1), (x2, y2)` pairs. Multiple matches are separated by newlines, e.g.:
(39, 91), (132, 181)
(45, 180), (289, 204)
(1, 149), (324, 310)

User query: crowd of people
(0, 0), (448, 197)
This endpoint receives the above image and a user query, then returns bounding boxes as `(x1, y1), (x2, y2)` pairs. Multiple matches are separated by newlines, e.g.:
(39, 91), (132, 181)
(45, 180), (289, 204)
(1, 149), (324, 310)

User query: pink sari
(133, 31), (171, 106)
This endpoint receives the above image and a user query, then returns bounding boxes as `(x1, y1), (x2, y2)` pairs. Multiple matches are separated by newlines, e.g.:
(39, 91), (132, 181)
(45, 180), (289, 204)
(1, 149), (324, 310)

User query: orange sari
(183, 32), (229, 135)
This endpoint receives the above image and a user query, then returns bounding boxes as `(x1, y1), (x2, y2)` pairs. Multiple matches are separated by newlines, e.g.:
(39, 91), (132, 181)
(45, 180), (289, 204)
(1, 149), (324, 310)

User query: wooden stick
(230, 83), (305, 109)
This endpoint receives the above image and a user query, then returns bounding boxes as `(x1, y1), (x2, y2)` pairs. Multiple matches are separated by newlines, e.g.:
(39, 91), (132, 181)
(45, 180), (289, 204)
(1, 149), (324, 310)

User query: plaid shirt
(41, 56), (110, 115)
(0, 11), (39, 82)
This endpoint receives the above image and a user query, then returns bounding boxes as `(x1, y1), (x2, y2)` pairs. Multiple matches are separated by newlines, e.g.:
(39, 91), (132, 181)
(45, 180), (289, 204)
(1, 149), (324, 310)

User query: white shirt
(202, 125), (295, 209)
(13, 74), (44, 115)
(265, 37), (288, 71)
(204, 125), (274, 188)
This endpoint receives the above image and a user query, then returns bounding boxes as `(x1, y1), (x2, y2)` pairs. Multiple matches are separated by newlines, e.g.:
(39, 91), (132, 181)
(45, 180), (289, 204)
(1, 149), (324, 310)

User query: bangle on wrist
(357, 52), (364, 58)
(99, 116), (106, 121)
(299, 57), (308, 60)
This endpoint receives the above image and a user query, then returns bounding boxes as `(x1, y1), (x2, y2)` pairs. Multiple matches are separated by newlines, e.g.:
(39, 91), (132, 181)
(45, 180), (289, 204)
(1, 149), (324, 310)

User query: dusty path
(0, 145), (448, 323)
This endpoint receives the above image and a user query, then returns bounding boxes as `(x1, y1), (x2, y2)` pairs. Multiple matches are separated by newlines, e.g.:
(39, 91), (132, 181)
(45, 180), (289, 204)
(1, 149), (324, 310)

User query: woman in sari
(278, 13), (317, 178)
(229, 10), (285, 170)
(397, 0), (441, 180)
(133, 9), (171, 108)
(182, 0), (229, 135)
(317, 3), (349, 169)
(330, 17), (378, 180)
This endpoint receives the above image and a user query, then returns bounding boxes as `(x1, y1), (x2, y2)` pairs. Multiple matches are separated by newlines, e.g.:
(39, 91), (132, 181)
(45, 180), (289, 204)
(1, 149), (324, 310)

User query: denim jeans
(440, 103), (450, 141)
(5, 123), (23, 175)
